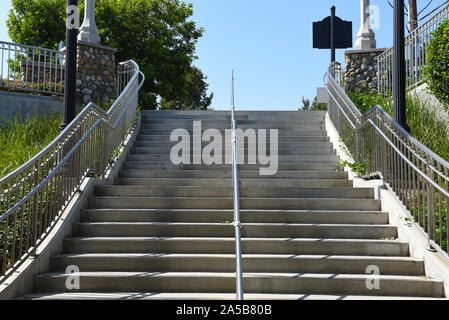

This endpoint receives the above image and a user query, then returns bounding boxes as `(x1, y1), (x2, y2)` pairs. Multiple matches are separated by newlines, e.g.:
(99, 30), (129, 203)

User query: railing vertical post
(426, 155), (436, 249)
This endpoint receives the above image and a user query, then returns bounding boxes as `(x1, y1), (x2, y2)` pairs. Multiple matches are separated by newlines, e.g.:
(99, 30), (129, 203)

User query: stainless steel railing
(230, 71), (243, 300)
(0, 41), (66, 96)
(378, 3), (449, 94)
(326, 62), (449, 260)
(0, 60), (144, 283)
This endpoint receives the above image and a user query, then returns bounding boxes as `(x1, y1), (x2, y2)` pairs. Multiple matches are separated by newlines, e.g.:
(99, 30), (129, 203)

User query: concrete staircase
(21, 110), (445, 299)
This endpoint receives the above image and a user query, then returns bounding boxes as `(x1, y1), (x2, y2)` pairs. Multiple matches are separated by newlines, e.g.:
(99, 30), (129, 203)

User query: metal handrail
(325, 62), (449, 260)
(0, 41), (65, 96)
(0, 59), (145, 283)
(230, 71), (243, 300)
(378, 3), (449, 93)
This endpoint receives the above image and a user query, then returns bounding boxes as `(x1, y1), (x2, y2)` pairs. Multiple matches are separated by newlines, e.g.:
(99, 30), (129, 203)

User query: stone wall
(344, 48), (387, 93)
(76, 41), (117, 108)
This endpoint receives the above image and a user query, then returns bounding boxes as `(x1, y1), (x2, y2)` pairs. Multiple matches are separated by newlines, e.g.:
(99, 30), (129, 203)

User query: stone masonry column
(76, 42), (117, 109)
(344, 48), (387, 93)
(74, 0), (117, 110)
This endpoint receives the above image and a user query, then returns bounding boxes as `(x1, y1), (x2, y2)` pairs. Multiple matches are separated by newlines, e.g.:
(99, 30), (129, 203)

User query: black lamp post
(393, 0), (409, 132)
(60, 0), (78, 131)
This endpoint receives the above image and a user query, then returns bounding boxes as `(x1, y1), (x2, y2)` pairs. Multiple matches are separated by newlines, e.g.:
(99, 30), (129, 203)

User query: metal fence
(326, 62), (449, 260)
(0, 60), (144, 283)
(0, 41), (66, 96)
(378, 3), (449, 94)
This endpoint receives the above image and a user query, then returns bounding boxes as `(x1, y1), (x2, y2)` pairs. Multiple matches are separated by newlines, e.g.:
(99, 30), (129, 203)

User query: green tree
(160, 67), (213, 110)
(7, 0), (66, 50)
(7, 0), (213, 110)
(300, 96), (327, 111)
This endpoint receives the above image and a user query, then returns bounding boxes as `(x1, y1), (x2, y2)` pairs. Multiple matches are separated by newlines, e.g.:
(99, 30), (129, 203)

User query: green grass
(347, 90), (449, 162)
(0, 113), (61, 178)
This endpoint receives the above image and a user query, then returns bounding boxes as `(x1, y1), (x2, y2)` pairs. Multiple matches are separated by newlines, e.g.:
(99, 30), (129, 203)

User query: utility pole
(60, 0), (79, 131)
(410, 0), (418, 31)
(393, 0), (409, 132)
(330, 6), (336, 63)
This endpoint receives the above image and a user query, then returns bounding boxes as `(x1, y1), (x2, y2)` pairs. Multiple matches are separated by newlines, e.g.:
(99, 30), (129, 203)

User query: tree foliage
(300, 96), (327, 111)
(7, 0), (213, 110)
(160, 67), (213, 110)
(424, 18), (449, 110)
(7, 0), (66, 50)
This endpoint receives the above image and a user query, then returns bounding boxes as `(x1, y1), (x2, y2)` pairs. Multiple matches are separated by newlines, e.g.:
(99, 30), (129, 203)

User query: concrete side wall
(325, 112), (449, 297)
(409, 83), (449, 124)
(0, 114), (141, 300)
(0, 91), (62, 124)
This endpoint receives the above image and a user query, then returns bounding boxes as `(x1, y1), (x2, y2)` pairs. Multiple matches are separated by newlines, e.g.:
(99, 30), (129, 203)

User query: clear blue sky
(0, 0), (445, 110)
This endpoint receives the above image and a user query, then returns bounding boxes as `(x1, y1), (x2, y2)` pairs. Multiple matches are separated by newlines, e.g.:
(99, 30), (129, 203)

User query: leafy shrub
(347, 90), (449, 163)
(424, 18), (449, 110)
(346, 91), (393, 115)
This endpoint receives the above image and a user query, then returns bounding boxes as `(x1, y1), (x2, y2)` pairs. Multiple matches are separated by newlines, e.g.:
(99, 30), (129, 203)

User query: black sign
(313, 16), (352, 49)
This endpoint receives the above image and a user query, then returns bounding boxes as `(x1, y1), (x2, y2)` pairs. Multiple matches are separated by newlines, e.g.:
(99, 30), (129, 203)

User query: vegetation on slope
(0, 113), (61, 177)
(347, 90), (449, 163)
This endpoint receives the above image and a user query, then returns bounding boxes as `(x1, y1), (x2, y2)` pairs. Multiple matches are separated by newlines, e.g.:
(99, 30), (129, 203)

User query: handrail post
(426, 155), (436, 250)
(231, 71), (244, 300)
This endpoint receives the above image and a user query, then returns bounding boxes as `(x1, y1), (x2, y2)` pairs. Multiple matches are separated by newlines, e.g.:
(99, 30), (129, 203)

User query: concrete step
(120, 171), (347, 180)
(18, 292), (447, 300)
(89, 197), (382, 211)
(33, 272), (444, 297)
(121, 163), (341, 172)
(141, 110), (325, 120)
(133, 141), (334, 149)
(137, 135), (331, 142)
(49, 253), (424, 275)
(24, 110), (445, 300)
(126, 154), (338, 163)
(94, 186), (374, 199)
(63, 237), (410, 256)
(80, 209), (389, 224)
(140, 124), (326, 131)
(139, 129), (328, 136)
(72, 222), (396, 239)
(117, 178), (353, 187)
(131, 147), (337, 156)
(141, 119), (325, 126)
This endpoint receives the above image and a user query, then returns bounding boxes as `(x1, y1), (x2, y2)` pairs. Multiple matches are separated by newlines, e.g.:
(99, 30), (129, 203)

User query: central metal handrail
(230, 71), (243, 300)
(325, 62), (449, 260)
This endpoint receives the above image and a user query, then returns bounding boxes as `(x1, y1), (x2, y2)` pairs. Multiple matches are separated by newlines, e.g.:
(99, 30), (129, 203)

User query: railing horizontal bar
(0, 119), (103, 221)
(362, 105), (449, 169)
(0, 59), (143, 284)
(362, 119), (449, 198)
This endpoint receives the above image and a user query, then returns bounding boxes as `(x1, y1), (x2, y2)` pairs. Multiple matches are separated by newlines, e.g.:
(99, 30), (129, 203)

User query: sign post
(313, 7), (352, 63)
(330, 6), (336, 63)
